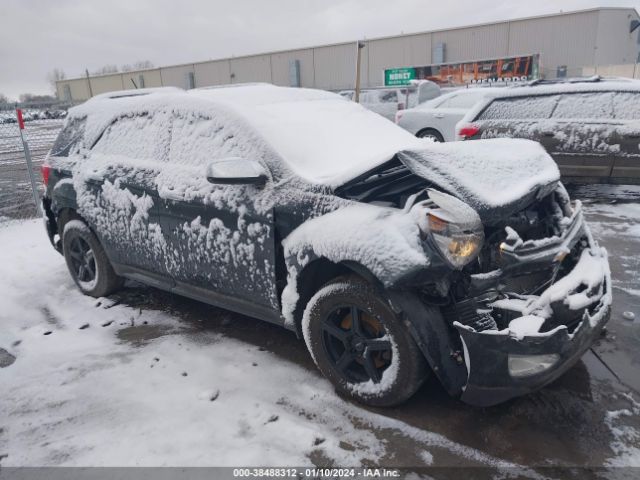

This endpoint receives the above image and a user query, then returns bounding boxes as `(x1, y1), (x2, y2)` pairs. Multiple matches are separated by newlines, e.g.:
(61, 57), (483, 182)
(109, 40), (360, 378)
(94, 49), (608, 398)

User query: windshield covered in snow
(189, 85), (423, 188)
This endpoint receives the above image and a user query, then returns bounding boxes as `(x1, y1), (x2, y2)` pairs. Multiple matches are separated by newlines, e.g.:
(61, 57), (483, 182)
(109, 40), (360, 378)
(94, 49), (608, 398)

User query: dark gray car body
(42, 85), (611, 406)
(457, 79), (640, 183)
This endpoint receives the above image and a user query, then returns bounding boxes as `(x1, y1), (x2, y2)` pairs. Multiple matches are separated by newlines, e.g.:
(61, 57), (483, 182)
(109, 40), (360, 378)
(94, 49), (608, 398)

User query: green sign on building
(384, 67), (416, 86)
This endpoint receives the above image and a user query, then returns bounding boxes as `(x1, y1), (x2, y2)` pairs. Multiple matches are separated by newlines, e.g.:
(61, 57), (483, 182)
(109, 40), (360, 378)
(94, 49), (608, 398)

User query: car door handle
(541, 131), (555, 137)
(433, 113), (444, 119)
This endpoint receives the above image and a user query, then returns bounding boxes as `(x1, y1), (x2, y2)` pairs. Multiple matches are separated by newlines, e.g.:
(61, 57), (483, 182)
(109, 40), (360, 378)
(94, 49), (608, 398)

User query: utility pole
(85, 69), (93, 98)
(354, 41), (366, 103)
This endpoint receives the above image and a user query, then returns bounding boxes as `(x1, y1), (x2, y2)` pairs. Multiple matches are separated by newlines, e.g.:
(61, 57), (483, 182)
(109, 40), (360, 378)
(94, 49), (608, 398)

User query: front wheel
(302, 276), (428, 407)
(62, 219), (124, 297)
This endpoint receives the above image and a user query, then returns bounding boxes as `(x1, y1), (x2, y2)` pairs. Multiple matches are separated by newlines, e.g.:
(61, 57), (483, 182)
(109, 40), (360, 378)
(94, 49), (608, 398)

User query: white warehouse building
(56, 6), (640, 101)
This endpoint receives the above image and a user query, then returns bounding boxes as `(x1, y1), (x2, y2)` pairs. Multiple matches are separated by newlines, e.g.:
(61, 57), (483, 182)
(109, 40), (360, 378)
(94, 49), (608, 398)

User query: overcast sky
(1, 0), (639, 100)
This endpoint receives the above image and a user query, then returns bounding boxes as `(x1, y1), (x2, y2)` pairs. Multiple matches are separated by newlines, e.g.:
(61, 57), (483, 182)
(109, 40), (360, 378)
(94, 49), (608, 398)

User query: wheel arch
(287, 257), (383, 337)
(416, 127), (444, 141)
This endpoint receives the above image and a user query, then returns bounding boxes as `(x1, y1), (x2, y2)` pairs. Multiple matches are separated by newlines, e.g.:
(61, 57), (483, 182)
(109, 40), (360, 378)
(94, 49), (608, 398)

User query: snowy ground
(1, 189), (640, 475)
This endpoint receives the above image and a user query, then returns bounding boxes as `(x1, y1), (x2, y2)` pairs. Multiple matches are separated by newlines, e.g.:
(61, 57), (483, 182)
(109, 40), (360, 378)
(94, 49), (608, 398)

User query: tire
(62, 219), (124, 297)
(417, 128), (444, 142)
(302, 276), (428, 407)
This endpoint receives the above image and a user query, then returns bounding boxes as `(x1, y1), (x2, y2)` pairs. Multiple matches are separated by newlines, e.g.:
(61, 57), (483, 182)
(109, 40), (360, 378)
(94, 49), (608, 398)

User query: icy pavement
(0, 196), (639, 473)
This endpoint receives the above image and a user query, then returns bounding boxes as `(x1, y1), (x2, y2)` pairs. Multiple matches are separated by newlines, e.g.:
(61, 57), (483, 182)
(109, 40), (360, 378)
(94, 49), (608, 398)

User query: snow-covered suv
(42, 84), (611, 407)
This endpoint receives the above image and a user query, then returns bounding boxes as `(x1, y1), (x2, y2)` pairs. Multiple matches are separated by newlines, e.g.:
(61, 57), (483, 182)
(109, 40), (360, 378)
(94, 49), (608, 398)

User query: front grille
(442, 298), (498, 332)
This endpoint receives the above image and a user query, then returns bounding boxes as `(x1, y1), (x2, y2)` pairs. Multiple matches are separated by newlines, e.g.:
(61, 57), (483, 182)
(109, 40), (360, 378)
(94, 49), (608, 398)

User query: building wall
(365, 34), (431, 87)
(57, 7), (640, 101)
(230, 55), (272, 83)
(594, 8), (640, 65)
(159, 64), (195, 89)
(270, 48), (315, 87)
(508, 10), (599, 78)
(433, 23), (510, 63)
(194, 60), (231, 86)
(121, 68), (163, 89)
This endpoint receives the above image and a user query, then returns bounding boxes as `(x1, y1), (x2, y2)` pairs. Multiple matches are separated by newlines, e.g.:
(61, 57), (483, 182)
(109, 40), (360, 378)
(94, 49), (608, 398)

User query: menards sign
(383, 54), (540, 87)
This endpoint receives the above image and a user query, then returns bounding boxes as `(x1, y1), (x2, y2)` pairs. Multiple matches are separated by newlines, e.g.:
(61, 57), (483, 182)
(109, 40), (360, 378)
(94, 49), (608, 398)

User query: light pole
(354, 41), (366, 103)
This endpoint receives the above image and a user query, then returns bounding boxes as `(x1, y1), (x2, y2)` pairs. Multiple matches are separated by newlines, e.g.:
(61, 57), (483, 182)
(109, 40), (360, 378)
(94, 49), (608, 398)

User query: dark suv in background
(456, 78), (640, 184)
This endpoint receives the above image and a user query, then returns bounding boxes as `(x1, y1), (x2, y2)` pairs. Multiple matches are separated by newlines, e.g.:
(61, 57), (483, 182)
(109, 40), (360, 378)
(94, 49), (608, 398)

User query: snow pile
(397, 138), (560, 214)
(605, 393), (640, 467)
(477, 245), (611, 340)
(0, 219), (525, 469)
(281, 203), (429, 324)
(531, 248), (609, 319)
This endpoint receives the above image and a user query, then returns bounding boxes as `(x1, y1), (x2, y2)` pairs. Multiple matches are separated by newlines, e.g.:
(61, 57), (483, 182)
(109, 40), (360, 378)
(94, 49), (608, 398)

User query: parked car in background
(456, 77), (640, 183)
(340, 81), (441, 121)
(396, 88), (495, 141)
(43, 84), (610, 407)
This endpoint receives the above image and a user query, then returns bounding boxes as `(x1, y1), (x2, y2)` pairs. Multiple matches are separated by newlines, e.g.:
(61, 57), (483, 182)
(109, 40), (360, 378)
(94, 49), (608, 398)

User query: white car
(340, 81), (441, 121)
(395, 88), (495, 142)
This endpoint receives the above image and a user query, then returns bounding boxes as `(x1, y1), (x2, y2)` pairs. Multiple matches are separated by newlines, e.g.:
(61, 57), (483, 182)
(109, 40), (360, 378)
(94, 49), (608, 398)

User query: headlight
(508, 354), (560, 378)
(411, 189), (484, 269)
(427, 212), (484, 268)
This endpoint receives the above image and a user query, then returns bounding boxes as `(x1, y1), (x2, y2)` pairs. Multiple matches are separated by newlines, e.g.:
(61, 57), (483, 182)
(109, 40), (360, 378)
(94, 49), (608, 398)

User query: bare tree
(0, 93), (10, 105)
(47, 68), (66, 93)
(19, 93), (56, 103)
(121, 60), (154, 72)
(92, 64), (119, 75)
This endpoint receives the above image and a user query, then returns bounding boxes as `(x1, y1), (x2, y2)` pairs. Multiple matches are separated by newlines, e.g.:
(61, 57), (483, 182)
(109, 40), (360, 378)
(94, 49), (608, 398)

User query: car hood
(397, 138), (561, 224)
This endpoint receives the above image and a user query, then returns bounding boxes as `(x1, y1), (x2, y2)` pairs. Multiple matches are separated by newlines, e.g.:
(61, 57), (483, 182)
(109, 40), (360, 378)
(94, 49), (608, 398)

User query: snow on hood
(397, 138), (560, 222)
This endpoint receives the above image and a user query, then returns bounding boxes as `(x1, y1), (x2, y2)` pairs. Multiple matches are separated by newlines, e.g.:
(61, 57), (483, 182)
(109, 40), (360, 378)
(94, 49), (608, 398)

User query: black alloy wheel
(321, 305), (392, 384)
(67, 236), (97, 284)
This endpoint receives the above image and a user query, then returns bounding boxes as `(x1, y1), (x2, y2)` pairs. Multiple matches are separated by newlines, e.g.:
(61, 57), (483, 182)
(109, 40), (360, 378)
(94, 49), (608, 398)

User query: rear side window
(92, 112), (170, 162)
(169, 112), (251, 166)
(379, 91), (398, 103)
(439, 91), (485, 109)
(50, 117), (87, 157)
(613, 92), (640, 120)
(551, 92), (614, 119)
(477, 95), (559, 120)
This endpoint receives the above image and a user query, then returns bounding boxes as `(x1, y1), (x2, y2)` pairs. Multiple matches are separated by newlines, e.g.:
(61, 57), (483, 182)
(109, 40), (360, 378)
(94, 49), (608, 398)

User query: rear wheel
(417, 128), (444, 142)
(62, 219), (124, 297)
(302, 276), (428, 407)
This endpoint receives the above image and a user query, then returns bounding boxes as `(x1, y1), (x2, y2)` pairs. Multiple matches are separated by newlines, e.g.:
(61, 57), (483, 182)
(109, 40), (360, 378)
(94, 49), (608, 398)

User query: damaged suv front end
(439, 187), (610, 406)
(334, 138), (611, 406)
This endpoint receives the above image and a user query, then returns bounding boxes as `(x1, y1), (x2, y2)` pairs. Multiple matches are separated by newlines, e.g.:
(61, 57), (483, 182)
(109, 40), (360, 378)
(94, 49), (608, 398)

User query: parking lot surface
(0, 185), (638, 476)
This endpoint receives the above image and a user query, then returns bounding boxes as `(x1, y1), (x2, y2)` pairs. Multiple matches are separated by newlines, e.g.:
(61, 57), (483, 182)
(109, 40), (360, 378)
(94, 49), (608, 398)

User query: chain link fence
(0, 103), (68, 220)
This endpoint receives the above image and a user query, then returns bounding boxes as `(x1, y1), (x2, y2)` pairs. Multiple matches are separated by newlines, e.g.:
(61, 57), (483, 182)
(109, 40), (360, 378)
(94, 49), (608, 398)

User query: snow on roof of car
(188, 84), (424, 187)
(486, 79), (640, 98)
(68, 84), (424, 188)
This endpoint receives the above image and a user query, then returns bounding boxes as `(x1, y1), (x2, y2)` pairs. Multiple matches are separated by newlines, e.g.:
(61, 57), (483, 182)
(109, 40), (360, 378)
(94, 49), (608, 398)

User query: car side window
(551, 92), (614, 120)
(612, 92), (640, 120)
(50, 117), (87, 157)
(169, 111), (251, 166)
(379, 91), (398, 103)
(444, 92), (484, 109)
(92, 112), (170, 162)
(477, 95), (559, 120)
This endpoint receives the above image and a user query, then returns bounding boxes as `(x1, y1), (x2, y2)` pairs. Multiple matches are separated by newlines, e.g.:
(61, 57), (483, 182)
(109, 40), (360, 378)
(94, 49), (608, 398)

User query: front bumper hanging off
(454, 203), (612, 407)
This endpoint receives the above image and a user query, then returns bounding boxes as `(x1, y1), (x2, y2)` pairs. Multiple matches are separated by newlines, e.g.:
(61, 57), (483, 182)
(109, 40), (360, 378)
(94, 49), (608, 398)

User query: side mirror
(206, 157), (268, 185)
